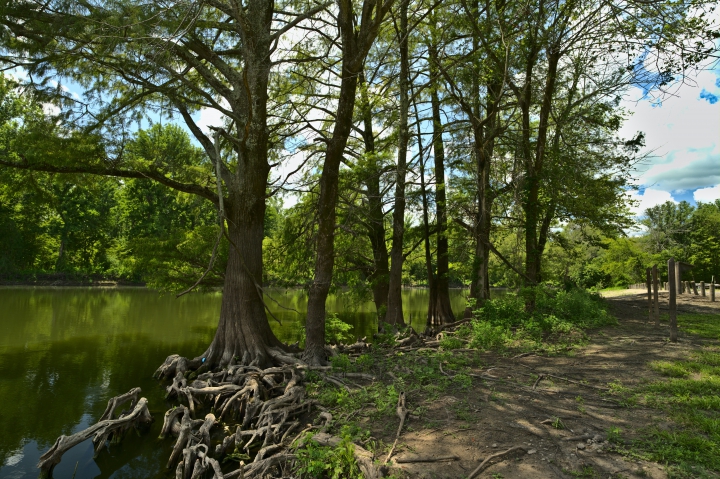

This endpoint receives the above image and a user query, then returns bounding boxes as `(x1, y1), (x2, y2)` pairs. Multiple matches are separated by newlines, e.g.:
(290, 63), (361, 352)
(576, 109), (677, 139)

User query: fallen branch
(395, 454), (459, 463)
(384, 391), (408, 464)
(467, 446), (527, 479)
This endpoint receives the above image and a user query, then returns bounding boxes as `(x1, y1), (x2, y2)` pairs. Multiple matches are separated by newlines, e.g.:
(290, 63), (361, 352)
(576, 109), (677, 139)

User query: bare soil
(368, 291), (720, 479)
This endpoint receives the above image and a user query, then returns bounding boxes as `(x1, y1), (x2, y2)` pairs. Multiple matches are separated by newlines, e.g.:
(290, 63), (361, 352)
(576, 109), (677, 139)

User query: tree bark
(523, 48), (560, 287)
(305, 65), (360, 364)
(462, 0), (500, 318)
(418, 120), (437, 331)
(305, 0), (393, 363)
(359, 77), (390, 320)
(385, 0), (410, 328)
(429, 63), (454, 325)
(202, 198), (285, 368)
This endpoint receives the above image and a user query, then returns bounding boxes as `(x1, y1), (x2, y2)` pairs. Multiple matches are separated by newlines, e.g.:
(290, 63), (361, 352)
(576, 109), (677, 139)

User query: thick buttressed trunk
(429, 80), (454, 325)
(202, 191), (284, 369)
(198, 0), (287, 369)
(385, 0), (410, 329)
(360, 78), (390, 320)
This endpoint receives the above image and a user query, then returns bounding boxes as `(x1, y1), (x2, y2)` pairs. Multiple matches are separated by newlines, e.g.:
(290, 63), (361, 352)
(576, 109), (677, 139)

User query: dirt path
(373, 292), (720, 478)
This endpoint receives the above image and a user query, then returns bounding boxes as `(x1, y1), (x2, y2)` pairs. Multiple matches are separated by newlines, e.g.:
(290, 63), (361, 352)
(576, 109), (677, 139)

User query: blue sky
(621, 66), (720, 215)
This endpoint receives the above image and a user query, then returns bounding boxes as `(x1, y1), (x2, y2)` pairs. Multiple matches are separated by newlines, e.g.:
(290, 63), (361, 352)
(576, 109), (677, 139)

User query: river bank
(301, 291), (720, 478)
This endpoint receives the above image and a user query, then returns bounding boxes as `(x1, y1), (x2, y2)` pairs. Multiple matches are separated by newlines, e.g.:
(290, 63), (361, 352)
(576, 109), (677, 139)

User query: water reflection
(0, 287), (468, 478)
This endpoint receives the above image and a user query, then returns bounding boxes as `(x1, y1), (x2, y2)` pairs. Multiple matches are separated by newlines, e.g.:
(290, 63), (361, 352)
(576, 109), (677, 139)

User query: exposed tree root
(152, 354), (328, 478)
(37, 390), (153, 478)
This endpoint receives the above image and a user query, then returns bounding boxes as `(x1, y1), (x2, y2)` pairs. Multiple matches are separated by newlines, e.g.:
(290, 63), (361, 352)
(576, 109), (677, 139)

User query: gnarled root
(167, 410), (214, 470)
(155, 354), (189, 380)
(98, 387), (141, 421)
(38, 392), (153, 478)
(166, 371), (188, 399)
(160, 406), (188, 439)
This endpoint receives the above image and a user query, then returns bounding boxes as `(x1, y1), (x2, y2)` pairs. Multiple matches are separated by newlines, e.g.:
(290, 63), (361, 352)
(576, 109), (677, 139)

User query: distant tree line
(543, 201), (720, 289)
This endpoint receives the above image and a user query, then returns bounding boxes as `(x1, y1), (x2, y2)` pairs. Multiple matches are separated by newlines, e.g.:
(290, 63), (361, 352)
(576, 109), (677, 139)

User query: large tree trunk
(304, 0), (393, 363)
(429, 75), (454, 325)
(359, 78), (390, 320)
(465, 89), (499, 317)
(418, 127), (437, 331)
(201, 186), (284, 369)
(198, 0), (287, 369)
(385, 0), (410, 329)
(304, 71), (358, 364)
(465, 139), (493, 318)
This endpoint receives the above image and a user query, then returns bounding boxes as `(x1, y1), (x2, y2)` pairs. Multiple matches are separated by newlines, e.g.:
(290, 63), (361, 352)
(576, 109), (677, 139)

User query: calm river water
(0, 286), (467, 479)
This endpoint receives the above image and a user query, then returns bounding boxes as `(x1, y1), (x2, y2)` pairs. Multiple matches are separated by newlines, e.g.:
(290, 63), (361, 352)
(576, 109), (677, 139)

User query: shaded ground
(352, 291), (720, 479)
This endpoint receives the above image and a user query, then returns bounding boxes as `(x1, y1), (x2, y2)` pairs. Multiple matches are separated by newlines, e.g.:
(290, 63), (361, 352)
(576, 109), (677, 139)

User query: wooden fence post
(646, 268), (652, 323)
(692, 281), (698, 295)
(668, 258), (677, 342)
(675, 261), (681, 295)
(653, 265), (660, 327)
(701, 281), (706, 297)
(712, 282), (716, 302)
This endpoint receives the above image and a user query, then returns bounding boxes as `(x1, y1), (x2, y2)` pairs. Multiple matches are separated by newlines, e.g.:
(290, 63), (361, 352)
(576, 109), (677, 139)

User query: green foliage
(545, 201), (720, 290)
(439, 336), (465, 350)
(467, 321), (509, 350)
(607, 426), (623, 444)
(325, 314), (355, 344)
(330, 354), (352, 373)
(315, 381), (399, 418)
(462, 286), (616, 351)
(299, 315), (355, 349)
(294, 432), (361, 479)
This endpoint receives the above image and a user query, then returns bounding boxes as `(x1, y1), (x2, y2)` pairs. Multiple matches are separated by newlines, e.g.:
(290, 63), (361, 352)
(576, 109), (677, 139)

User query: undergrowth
(454, 286), (616, 352)
(294, 431), (362, 479)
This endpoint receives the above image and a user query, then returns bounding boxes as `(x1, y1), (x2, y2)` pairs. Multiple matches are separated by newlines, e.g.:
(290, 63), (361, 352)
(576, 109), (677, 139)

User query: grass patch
(677, 313), (720, 340)
(629, 312), (720, 476)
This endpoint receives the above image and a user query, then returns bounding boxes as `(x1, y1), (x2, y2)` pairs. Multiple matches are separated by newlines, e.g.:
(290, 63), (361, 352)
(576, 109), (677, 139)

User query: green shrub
(465, 286), (615, 350)
(326, 314), (355, 344)
(439, 336), (465, 350)
(299, 313), (355, 348)
(295, 432), (361, 479)
(467, 321), (508, 350)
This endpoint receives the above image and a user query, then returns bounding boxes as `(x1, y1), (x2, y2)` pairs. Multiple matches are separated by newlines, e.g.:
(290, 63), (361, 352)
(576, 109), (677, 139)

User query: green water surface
(0, 286), (467, 479)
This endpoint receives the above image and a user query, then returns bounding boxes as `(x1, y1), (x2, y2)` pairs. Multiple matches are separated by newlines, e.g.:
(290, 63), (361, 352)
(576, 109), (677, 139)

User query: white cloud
(621, 69), (720, 196)
(41, 102), (60, 116)
(196, 107), (226, 134)
(627, 188), (677, 216)
(694, 184), (720, 203)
